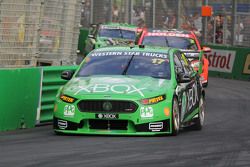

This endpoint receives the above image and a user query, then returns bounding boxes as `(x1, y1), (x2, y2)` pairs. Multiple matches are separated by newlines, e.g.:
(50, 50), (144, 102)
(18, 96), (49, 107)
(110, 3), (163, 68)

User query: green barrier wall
(205, 45), (250, 81)
(78, 28), (89, 55)
(0, 68), (41, 131)
(40, 66), (77, 123)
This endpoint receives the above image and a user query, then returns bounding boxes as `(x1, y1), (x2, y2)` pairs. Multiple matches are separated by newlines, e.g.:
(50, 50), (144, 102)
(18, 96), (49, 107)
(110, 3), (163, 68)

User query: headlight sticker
(140, 106), (154, 119)
(64, 104), (75, 117)
(141, 95), (166, 105)
(60, 95), (77, 103)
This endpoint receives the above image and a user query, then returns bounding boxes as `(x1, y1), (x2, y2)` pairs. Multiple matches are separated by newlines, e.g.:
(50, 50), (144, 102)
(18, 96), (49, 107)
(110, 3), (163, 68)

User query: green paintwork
(0, 68), (41, 131)
(54, 46), (204, 135)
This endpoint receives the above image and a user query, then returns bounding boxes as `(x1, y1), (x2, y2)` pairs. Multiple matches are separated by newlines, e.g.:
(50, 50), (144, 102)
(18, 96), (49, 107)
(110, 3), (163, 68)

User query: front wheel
(193, 95), (205, 130)
(171, 97), (180, 136)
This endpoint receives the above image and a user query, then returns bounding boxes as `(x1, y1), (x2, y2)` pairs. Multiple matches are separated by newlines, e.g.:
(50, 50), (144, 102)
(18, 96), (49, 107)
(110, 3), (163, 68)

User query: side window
(178, 52), (194, 74)
(174, 53), (184, 74)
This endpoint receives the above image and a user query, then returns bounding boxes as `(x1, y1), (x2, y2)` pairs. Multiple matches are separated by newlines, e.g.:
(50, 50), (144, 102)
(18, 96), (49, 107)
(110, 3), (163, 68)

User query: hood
(98, 37), (134, 46)
(62, 75), (172, 100)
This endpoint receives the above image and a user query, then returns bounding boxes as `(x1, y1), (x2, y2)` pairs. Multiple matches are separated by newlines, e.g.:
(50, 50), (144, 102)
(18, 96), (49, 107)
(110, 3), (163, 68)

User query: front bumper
(53, 117), (171, 136)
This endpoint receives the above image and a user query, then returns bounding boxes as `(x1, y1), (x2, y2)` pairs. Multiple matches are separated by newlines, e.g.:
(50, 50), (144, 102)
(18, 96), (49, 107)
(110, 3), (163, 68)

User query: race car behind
(138, 29), (211, 87)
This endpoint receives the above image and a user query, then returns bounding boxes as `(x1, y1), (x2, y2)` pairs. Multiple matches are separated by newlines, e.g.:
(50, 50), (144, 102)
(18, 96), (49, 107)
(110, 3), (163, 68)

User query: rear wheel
(193, 95), (205, 130)
(171, 97), (180, 136)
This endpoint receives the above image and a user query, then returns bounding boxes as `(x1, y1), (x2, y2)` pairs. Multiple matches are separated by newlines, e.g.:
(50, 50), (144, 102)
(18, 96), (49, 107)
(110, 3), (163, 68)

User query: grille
(78, 100), (138, 113)
(89, 120), (128, 130)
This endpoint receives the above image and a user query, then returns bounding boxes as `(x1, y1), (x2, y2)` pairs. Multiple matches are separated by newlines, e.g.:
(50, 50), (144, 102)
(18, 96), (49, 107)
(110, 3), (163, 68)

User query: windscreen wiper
(119, 28), (123, 38)
(165, 37), (169, 47)
(122, 54), (135, 75)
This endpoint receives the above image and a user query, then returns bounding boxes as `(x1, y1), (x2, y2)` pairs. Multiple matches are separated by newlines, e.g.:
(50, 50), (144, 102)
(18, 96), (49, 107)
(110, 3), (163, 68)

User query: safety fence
(81, 0), (250, 47)
(205, 45), (250, 81)
(0, 0), (82, 68)
(39, 66), (77, 123)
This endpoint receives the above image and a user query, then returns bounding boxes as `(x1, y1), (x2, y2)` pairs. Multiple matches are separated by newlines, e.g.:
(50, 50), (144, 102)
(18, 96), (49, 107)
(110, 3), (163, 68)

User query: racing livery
(138, 29), (211, 87)
(84, 23), (139, 54)
(54, 46), (205, 136)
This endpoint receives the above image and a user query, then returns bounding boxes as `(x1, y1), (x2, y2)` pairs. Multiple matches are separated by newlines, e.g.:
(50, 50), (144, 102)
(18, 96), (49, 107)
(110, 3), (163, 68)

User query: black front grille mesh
(78, 100), (138, 113)
(89, 120), (128, 130)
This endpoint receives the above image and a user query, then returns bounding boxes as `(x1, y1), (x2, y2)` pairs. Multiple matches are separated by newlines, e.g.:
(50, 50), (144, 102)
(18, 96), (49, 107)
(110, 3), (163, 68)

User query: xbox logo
(103, 101), (112, 111)
(98, 114), (103, 119)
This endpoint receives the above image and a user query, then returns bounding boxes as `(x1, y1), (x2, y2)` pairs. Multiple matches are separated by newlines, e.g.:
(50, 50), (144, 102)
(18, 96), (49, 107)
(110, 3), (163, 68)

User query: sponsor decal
(147, 32), (191, 38)
(64, 104), (75, 117)
(140, 106), (154, 119)
(91, 51), (168, 59)
(204, 49), (236, 73)
(96, 113), (119, 119)
(243, 54), (250, 74)
(141, 95), (166, 105)
(187, 82), (198, 111)
(181, 92), (187, 121)
(74, 84), (146, 97)
(149, 122), (163, 132)
(60, 95), (76, 103)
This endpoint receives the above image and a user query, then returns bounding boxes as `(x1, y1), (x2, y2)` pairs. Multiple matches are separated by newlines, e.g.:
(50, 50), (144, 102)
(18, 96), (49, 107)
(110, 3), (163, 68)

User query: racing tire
(193, 95), (205, 130)
(171, 97), (180, 136)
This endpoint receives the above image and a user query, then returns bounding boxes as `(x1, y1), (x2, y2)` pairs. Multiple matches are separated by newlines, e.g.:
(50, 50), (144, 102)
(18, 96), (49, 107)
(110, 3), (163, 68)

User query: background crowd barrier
(78, 28), (90, 56)
(206, 45), (250, 81)
(0, 68), (42, 131)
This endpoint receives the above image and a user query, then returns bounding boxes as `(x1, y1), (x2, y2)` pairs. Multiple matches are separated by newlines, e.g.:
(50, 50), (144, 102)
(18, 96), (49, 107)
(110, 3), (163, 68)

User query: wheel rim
(199, 97), (205, 126)
(173, 99), (180, 131)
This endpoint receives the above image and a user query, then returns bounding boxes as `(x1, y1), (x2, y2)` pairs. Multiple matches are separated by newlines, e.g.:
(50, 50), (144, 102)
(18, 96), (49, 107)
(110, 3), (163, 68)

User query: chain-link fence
(81, 0), (250, 47)
(0, 0), (81, 68)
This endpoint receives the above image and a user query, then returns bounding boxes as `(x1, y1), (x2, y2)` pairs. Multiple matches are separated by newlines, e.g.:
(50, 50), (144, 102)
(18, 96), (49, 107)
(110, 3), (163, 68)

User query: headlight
(60, 94), (77, 103)
(140, 95), (166, 105)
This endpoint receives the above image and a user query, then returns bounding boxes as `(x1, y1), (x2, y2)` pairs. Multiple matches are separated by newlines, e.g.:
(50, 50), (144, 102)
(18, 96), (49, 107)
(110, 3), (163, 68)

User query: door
(174, 51), (199, 122)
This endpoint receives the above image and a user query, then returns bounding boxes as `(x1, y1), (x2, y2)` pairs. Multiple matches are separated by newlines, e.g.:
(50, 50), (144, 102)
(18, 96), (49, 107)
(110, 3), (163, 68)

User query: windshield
(142, 36), (198, 50)
(99, 28), (136, 40)
(77, 51), (171, 79)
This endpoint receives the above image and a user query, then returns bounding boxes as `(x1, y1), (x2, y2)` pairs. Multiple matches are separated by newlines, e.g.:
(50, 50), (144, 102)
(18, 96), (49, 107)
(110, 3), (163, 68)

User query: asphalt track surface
(1, 77), (250, 167)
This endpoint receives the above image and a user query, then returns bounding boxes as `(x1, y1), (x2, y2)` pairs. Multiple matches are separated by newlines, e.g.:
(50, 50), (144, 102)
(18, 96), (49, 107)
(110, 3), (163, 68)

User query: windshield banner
(91, 51), (169, 59)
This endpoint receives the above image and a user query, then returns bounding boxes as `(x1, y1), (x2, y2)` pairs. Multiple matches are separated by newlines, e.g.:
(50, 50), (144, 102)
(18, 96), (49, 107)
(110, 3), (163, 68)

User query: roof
(100, 22), (137, 29)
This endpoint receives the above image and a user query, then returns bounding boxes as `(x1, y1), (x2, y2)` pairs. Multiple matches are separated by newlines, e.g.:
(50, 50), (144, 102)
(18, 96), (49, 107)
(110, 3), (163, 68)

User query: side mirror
(177, 73), (191, 83)
(88, 34), (95, 39)
(61, 70), (74, 80)
(90, 24), (97, 28)
(202, 46), (211, 53)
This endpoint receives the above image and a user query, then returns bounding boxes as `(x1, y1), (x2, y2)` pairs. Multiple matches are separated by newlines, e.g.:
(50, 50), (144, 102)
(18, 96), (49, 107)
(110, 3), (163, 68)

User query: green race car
(84, 23), (139, 55)
(54, 45), (205, 136)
